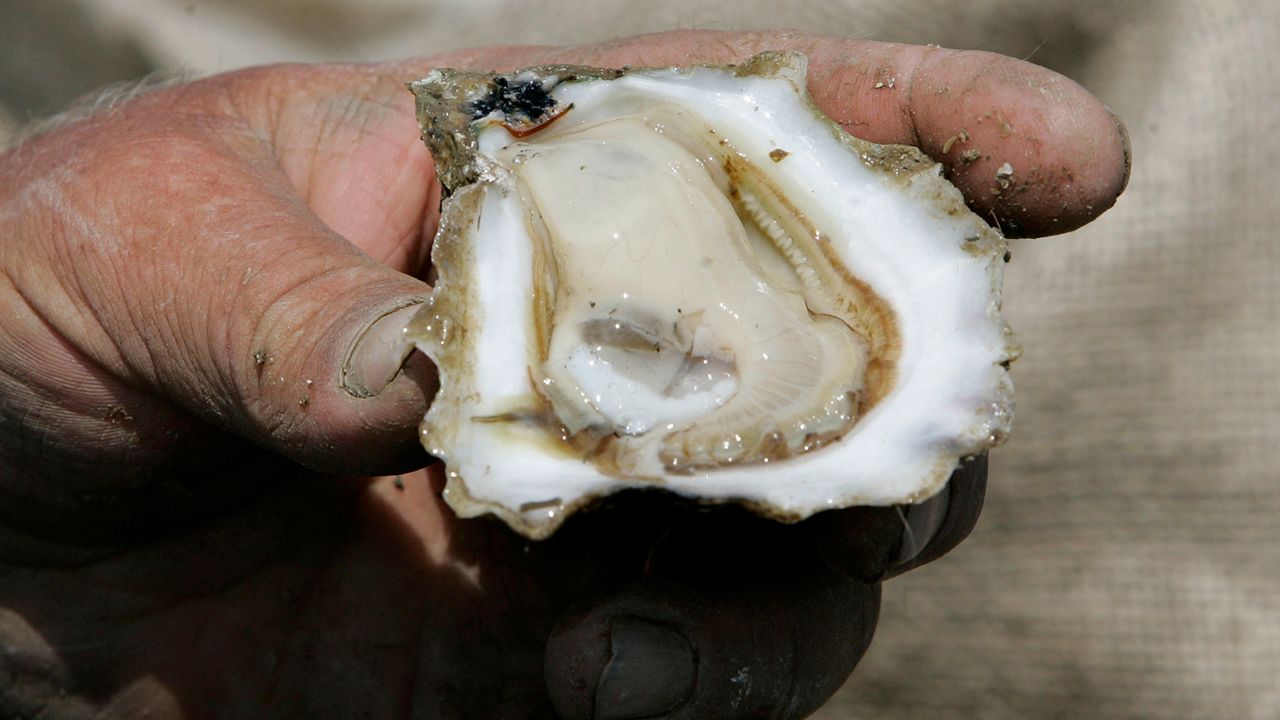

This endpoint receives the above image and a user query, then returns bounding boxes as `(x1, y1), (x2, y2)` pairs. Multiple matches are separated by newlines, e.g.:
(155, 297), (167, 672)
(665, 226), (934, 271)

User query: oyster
(407, 53), (1017, 539)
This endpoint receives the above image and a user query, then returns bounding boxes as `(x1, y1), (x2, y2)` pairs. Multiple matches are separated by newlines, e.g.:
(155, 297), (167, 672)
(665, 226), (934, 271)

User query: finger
(4, 70), (438, 475)
(450, 29), (1129, 237)
(544, 503), (879, 720)
(849, 46), (1131, 237)
(809, 454), (989, 583)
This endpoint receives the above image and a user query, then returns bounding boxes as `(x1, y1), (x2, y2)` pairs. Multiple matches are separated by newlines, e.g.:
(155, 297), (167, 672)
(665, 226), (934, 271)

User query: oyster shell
(408, 52), (1017, 539)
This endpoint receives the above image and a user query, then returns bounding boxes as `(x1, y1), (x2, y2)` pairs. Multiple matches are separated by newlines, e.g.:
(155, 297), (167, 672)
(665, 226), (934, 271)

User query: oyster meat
(408, 53), (1017, 539)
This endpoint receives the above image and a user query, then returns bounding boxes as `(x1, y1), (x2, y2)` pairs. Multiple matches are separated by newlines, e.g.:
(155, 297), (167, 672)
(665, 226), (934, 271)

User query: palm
(2, 464), (570, 717)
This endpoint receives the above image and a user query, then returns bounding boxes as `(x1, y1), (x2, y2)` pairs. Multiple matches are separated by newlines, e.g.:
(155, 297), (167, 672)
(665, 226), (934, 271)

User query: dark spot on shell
(468, 76), (559, 124)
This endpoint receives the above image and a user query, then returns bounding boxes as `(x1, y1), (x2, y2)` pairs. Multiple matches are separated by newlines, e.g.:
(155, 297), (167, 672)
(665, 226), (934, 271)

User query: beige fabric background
(2, 0), (1276, 717)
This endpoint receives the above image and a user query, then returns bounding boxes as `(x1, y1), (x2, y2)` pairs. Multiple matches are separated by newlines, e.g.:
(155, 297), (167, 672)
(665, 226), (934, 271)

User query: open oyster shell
(407, 52), (1017, 539)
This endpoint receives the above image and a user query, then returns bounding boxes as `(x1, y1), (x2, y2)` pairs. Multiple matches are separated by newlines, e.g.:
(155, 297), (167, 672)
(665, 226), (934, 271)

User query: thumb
(155, 167), (437, 475)
(12, 74), (438, 475)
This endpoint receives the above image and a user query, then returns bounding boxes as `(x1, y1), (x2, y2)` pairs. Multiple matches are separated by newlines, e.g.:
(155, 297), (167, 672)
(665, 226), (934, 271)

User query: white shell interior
(417, 58), (1015, 538)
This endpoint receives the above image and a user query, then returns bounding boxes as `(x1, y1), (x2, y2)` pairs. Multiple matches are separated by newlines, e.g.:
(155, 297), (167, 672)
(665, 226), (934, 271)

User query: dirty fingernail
(595, 618), (695, 720)
(1109, 106), (1132, 196)
(342, 303), (423, 398)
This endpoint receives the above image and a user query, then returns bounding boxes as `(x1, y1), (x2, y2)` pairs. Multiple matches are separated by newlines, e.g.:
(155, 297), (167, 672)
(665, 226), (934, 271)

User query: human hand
(0, 30), (1128, 719)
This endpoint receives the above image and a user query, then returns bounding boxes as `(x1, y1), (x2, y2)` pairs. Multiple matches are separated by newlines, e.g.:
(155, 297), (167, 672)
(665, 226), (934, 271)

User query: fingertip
(237, 280), (437, 476)
(546, 606), (696, 720)
(547, 582), (877, 720)
(905, 49), (1130, 236)
(544, 504), (882, 719)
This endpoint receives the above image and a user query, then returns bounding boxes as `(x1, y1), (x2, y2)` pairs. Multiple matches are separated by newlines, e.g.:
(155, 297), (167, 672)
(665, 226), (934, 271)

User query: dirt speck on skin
(298, 396), (309, 408)
(769, 148), (789, 162)
(960, 148), (981, 165)
(253, 350), (272, 366)
(942, 130), (971, 155)
(105, 406), (134, 423)
(995, 162), (1015, 191)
